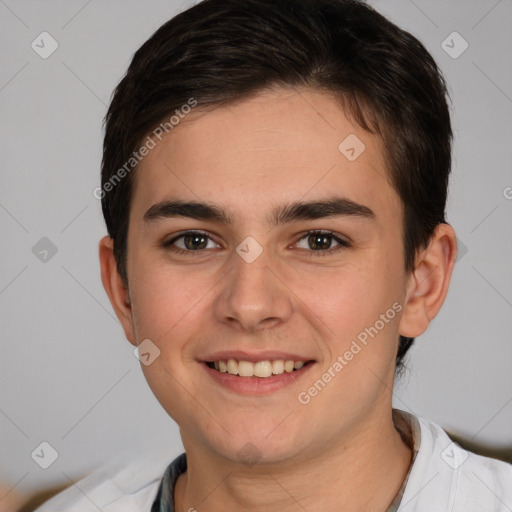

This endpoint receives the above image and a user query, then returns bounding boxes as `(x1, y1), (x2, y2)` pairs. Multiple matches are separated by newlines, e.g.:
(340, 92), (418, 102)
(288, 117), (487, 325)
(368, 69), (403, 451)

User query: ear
(399, 223), (458, 338)
(99, 235), (137, 346)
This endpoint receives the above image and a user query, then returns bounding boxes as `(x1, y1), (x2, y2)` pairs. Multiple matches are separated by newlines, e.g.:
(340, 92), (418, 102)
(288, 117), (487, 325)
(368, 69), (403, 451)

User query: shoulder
(33, 449), (178, 512)
(399, 411), (512, 511)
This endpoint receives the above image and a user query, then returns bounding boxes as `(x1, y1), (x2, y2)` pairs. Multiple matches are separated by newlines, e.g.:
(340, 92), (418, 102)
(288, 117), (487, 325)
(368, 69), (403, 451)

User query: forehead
(130, 87), (399, 223)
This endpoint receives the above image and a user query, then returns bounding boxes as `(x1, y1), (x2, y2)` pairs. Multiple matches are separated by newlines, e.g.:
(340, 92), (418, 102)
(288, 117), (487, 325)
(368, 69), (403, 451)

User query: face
(115, 87), (413, 464)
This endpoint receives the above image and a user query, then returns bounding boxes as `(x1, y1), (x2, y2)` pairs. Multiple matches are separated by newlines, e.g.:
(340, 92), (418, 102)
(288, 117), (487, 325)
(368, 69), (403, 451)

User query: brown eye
(182, 233), (209, 250)
(164, 231), (219, 252)
(308, 233), (333, 250)
(295, 230), (351, 254)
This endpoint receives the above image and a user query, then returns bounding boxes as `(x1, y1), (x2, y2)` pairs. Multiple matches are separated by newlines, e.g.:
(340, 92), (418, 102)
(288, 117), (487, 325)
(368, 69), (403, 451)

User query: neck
(174, 408), (413, 512)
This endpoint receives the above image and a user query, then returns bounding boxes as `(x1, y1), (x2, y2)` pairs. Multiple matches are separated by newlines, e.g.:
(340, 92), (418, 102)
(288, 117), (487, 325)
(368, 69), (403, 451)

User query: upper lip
(199, 350), (315, 363)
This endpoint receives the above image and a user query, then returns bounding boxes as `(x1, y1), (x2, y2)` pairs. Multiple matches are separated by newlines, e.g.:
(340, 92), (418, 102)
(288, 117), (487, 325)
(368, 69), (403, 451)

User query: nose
(213, 243), (293, 332)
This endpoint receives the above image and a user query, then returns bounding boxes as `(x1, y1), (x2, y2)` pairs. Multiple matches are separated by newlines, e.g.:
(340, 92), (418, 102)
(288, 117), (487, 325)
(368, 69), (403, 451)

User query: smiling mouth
(205, 359), (314, 378)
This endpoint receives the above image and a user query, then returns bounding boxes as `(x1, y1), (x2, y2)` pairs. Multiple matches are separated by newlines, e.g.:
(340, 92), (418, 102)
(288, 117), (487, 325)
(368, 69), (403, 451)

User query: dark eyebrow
(143, 197), (375, 225)
(143, 200), (232, 224)
(270, 197), (375, 225)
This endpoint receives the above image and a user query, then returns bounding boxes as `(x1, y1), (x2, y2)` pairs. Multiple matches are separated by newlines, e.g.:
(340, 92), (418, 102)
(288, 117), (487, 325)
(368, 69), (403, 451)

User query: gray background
(1, 0), (511, 497)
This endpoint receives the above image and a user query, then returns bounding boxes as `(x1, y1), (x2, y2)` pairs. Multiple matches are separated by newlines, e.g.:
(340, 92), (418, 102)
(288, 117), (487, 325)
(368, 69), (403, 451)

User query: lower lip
(201, 362), (315, 395)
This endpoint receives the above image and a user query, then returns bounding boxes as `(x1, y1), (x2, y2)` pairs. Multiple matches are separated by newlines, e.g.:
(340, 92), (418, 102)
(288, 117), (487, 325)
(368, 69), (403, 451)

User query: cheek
(297, 260), (401, 362)
(128, 265), (212, 412)
(297, 263), (370, 327)
(129, 260), (210, 346)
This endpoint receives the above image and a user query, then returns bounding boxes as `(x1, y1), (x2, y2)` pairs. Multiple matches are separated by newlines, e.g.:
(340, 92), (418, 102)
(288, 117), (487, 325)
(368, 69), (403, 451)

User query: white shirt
(34, 410), (512, 511)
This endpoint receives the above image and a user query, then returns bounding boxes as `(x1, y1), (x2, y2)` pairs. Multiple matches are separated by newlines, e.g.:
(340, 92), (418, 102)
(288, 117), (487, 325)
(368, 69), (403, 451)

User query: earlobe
(398, 224), (458, 338)
(98, 235), (137, 345)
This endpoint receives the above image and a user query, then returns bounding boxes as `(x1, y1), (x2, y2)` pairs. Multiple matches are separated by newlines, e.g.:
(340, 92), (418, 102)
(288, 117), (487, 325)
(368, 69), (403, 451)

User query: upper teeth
(212, 359), (305, 378)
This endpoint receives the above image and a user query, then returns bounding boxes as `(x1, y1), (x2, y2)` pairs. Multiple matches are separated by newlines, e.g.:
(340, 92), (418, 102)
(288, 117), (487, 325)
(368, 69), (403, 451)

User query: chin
(203, 419), (310, 467)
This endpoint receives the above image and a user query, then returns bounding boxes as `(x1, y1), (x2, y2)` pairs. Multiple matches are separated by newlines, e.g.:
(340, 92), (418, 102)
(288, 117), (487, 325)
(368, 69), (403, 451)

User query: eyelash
(162, 230), (351, 257)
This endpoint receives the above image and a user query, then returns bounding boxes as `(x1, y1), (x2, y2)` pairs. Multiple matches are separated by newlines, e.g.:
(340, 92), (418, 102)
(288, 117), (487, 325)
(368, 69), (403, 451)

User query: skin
(99, 86), (457, 511)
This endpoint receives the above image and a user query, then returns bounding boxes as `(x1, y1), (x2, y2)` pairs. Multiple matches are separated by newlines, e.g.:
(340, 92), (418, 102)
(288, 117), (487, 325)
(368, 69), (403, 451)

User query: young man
(37, 0), (512, 510)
